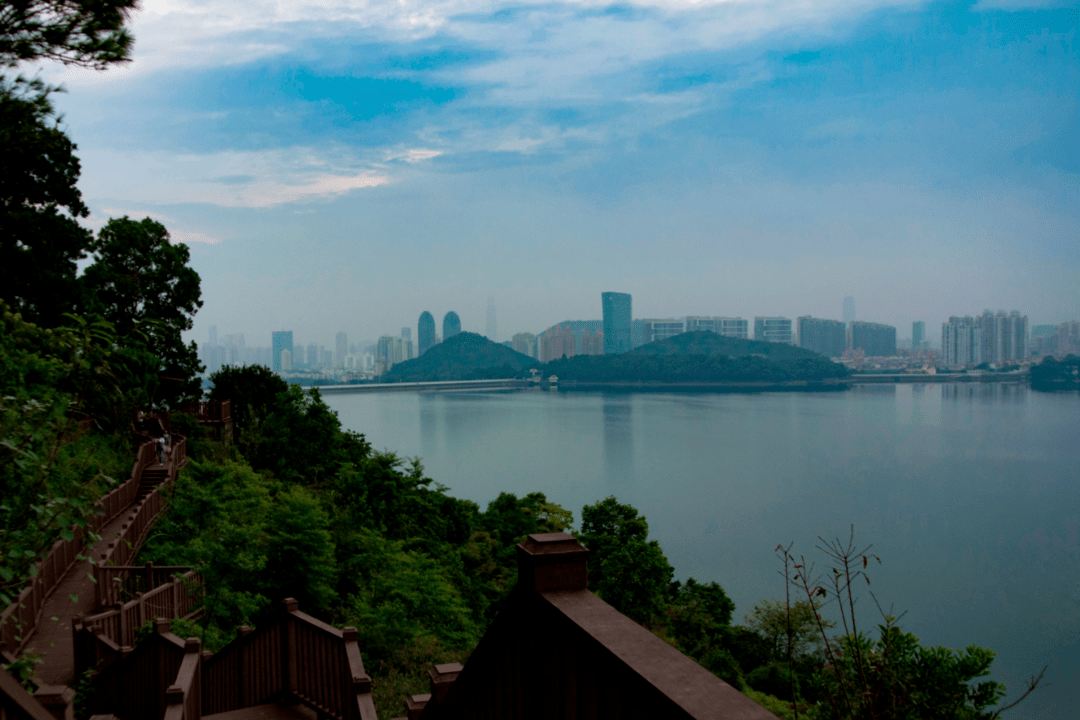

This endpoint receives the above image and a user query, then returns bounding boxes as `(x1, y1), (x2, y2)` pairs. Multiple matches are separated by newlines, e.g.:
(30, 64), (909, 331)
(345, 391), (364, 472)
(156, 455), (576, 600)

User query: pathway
(23, 458), (178, 686)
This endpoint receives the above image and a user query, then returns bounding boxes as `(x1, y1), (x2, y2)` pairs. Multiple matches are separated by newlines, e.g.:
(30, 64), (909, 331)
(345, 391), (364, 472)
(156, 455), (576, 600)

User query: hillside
(631, 331), (820, 360)
(381, 332), (538, 382)
(543, 331), (848, 384)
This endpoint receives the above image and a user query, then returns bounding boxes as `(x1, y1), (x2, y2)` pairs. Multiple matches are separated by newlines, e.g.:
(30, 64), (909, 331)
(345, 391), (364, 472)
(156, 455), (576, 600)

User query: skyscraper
(443, 311), (461, 340)
(401, 327), (411, 341)
(843, 296), (856, 325)
(797, 317), (846, 357)
(601, 292), (632, 354)
(754, 317), (793, 344)
(912, 321), (926, 349)
(418, 312), (436, 355)
(271, 331), (293, 373)
(850, 322), (897, 357)
(307, 343), (319, 367)
(335, 332), (347, 367)
(209, 325), (217, 347)
(486, 296), (497, 343)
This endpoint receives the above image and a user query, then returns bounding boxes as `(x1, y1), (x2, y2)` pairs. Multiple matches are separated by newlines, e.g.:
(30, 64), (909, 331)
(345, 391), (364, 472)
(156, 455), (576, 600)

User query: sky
(34, 0), (1080, 349)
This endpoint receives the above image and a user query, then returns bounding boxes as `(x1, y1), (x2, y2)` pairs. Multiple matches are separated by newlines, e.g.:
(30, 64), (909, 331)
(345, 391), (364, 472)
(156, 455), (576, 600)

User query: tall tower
(418, 312), (436, 356)
(209, 325), (218, 347)
(913, 321), (926, 349)
(271, 331), (293, 373)
(486, 296), (497, 343)
(602, 292), (632, 355)
(335, 332), (348, 367)
(842, 296), (856, 325)
(443, 311), (461, 341)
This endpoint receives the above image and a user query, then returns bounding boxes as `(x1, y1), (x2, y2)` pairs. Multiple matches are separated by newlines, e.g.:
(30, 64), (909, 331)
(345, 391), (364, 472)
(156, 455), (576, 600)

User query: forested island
(382, 331), (850, 386)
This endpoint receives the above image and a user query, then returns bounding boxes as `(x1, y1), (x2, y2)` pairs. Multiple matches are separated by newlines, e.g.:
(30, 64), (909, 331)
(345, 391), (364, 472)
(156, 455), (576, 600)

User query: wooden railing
(76, 570), (203, 660)
(200, 599), (376, 720)
(164, 639), (202, 720)
(95, 562), (195, 608)
(185, 401), (231, 423)
(0, 438), (164, 655)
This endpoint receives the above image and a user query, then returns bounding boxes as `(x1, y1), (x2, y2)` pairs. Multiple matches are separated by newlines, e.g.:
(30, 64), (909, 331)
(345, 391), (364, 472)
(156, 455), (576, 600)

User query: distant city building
(271, 331), (293, 373)
(281, 348), (292, 372)
(754, 317), (793, 344)
(942, 316), (982, 366)
(512, 332), (538, 359)
(850, 321), (897, 357)
(912, 321), (926, 350)
(797, 317), (846, 357)
(320, 348), (333, 367)
(580, 329), (604, 356)
(684, 316), (748, 339)
(541, 326), (578, 362)
(602, 292), (632, 354)
(641, 318), (684, 344)
(209, 325), (217, 347)
(631, 319), (646, 349)
(307, 343), (319, 367)
(1030, 321), (1079, 358)
(443, 311), (462, 340)
(979, 310), (1027, 365)
(487, 296), (497, 343)
(401, 327), (411, 341)
(418, 311), (436, 356)
(843, 296), (856, 325)
(335, 332), (347, 367)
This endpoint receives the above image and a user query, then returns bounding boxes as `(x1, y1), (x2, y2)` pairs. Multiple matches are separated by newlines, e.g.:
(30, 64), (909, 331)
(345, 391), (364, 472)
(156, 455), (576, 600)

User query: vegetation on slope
(381, 331), (538, 382)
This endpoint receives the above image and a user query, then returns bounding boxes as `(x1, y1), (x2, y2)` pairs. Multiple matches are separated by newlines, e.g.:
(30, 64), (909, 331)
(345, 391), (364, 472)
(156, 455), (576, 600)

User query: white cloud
(169, 230), (224, 245)
(80, 147), (391, 208)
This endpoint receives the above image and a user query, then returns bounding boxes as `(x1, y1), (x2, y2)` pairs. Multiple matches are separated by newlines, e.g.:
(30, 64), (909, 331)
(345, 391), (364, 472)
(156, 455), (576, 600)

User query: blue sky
(39, 0), (1079, 348)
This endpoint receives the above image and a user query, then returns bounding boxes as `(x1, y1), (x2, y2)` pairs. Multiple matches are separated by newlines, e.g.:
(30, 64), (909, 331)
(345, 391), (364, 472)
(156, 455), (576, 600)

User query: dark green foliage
(630, 331), (818, 360)
(0, 78), (92, 327)
(666, 578), (735, 659)
(543, 351), (849, 384)
(1029, 355), (1080, 388)
(207, 364), (289, 440)
(246, 386), (343, 485)
(747, 663), (798, 701)
(579, 497), (673, 626)
(0, 0), (137, 69)
(81, 216), (204, 407)
(381, 332), (538, 382)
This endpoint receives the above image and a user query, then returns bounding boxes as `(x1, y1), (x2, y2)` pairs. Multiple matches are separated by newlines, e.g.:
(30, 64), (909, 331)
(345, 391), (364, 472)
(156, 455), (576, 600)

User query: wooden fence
(95, 562), (195, 608)
(164, 639), (202, 720)
(0, 438), (176, 656)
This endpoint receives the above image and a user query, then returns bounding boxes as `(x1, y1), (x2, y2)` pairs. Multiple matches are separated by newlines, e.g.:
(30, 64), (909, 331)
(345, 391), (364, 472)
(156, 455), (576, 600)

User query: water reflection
(602, 393), (634, 484)
(941, 382), (1027, 403)
(419, 395), (439, 458)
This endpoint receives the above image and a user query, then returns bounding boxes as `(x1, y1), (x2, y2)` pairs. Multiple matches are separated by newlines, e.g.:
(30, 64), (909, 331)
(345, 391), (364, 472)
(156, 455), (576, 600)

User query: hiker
(163, 432), (172, 462)
(156, 435), (166, 465)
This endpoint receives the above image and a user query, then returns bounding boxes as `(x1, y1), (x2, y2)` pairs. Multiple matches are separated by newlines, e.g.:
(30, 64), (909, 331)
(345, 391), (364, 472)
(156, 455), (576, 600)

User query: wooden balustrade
(95, 563), (194, 607)
(164, 638), (202, 720)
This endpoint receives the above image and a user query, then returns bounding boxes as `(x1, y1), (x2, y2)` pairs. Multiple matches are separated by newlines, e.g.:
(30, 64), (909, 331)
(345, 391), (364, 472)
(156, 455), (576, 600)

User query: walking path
(22, 458), (179, 686)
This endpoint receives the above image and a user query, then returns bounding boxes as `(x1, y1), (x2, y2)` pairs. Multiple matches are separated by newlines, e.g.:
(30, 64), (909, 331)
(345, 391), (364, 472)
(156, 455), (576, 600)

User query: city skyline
(20, 2), (1072, 348)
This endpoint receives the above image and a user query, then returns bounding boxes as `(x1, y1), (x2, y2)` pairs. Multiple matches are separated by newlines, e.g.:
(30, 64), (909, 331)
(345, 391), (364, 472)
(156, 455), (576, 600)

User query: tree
(744, 598), (833, 663)
(0, 0), (137, 69)
(81, 216), (204, 407)
(0, 77), (92, 326)
(207, 364), (289, 441)
(579, 497), (673, 626)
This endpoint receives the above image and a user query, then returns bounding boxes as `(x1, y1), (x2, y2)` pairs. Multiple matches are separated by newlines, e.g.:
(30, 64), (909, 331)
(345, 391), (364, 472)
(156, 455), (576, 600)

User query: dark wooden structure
(182, 400), (233, 442)
(396, 533), (778, 720)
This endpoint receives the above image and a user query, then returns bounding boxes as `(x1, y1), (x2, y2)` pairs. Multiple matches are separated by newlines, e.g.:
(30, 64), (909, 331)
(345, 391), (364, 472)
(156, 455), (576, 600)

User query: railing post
(145, 561), (154, 594)
(33, 685), (75, 720)
(282, 598), (298, 700)
(135, 592), (144, 630)
(114, 602), (125, 646)
(515, 532), (590, 592)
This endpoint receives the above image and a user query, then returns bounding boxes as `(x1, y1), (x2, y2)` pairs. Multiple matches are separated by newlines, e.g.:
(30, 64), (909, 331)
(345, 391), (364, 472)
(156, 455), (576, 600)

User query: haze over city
(36, 0), (1078, 347)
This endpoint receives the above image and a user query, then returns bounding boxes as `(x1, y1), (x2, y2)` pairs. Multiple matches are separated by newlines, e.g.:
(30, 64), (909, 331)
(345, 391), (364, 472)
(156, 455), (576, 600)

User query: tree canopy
(0, 0), (137, 69)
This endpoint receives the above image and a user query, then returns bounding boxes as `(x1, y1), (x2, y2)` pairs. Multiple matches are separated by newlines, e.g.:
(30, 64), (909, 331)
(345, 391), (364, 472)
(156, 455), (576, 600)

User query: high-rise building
(418, 312), (436, 356)
(978, 310), (1028, 365)
(797, 317), (846, 357)
(443, 311), (461, 340)
(335, 332), (348, 367)
(684, 317), (748, 339)
(376, 335), (395, 371)
(843, 296), (856, 325)
(271, 331), (293, 373)
(401, 327), (411, 341)
(912, 321), (926, 349)
(942, 316), (982, 366)
(280, 348), (292, 372)
(602, 292), (632, 354)
(486, 296), (497, 343)
(209, 325), (217, 347)
(307, 343), (319, 367)
(640, 319), (684, 344)
(850, 321), (897, 357)
(540, 326), (577, 362)
(754, 317), (793, 344)
(512, 332), (538, 359)
(580, 329), (604, 356)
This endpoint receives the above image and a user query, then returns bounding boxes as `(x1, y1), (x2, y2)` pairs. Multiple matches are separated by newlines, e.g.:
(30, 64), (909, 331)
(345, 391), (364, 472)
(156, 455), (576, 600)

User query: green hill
(381, 332), (538, 382)
(630, 331), (819, 360)
(542, 331), (848, 384)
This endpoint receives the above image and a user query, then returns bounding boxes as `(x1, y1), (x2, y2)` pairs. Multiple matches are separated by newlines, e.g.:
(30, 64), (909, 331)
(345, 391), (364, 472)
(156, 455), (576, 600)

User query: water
(325, 383), (1080, 717)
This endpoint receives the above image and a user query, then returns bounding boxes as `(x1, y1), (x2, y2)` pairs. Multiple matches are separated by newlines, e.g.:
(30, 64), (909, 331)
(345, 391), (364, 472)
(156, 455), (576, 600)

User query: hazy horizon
(30, 0), (1077, 345)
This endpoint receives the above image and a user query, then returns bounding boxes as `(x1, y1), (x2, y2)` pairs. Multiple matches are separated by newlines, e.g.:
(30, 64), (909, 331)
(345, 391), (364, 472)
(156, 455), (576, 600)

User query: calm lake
(325, 383), (1079, 717)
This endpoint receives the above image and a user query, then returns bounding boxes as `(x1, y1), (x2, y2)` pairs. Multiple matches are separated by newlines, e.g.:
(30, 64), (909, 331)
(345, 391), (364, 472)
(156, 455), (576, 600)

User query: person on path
(163, 432), (172, 463)
(156, 435), (166, 465)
